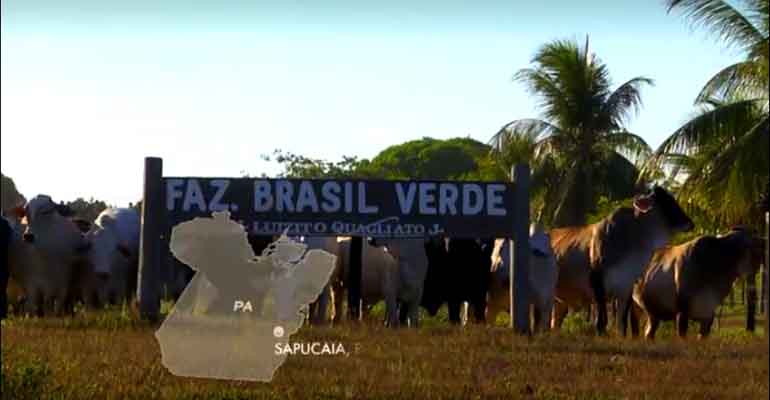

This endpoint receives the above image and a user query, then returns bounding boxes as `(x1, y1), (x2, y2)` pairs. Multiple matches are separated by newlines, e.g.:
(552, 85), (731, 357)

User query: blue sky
(1, 1), (744, 206)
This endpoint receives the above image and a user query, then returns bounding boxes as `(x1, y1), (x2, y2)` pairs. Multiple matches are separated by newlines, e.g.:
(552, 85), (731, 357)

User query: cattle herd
(1, 186), (766, 340)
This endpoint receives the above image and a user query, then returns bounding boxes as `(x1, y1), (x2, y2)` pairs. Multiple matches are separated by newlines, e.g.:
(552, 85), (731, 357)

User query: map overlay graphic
(155, 211), (336, 382)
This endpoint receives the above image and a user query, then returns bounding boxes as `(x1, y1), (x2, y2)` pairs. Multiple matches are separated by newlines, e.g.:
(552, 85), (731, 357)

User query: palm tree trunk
(552, 163), (592, 227)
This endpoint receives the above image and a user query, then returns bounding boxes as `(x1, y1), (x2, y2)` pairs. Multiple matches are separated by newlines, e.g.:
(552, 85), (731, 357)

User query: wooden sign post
(510, 164), (531, 334)
(138, 157), (164, 322)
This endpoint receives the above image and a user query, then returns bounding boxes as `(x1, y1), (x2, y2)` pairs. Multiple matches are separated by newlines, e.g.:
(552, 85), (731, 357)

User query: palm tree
(642, 0), (769, 226)
(490, 37), (653, 227)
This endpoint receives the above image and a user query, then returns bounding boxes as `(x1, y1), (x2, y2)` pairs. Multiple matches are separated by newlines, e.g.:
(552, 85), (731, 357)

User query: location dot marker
(273, 326), (285, 338)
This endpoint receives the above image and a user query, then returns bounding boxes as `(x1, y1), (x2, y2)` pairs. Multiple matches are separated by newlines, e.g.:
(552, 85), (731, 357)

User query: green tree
(1, 173), (26, 215)
(364, 137), (506, 181)
(490, 37), (653, 227)
(642, 0), (769, 226)
(65, 197), (109, 222)
(261, 149), (372, 179)
(263, 137), (507, 181)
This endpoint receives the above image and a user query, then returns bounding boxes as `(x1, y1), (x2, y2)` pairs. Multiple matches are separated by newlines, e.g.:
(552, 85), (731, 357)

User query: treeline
(259, 137), (507, 182)
(1, 173), (124, 224)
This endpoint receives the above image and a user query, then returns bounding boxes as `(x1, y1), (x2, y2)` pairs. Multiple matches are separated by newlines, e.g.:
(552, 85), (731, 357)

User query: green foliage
(261, 150), (372, 179)
(0, 172), (26, 214)
(263, 137), (508, 182)
(64, 197), (109, 222)
(363, 137), (503, 181)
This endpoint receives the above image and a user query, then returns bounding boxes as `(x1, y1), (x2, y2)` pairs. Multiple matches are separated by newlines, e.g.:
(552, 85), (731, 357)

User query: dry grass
(2, 308), (768, 400)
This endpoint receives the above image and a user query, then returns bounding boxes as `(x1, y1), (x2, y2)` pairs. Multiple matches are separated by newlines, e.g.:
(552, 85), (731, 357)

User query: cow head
(24, 195), (58, 225)
(633, 186), (694, 233)
(23, 194), (92, 259)
(85, 227), (123, 275)
(20, 195), (57, 244)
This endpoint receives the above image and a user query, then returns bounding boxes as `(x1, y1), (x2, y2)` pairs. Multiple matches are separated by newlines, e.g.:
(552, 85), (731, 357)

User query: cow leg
(596, 302), (608, 335)
(629, 303), (642, 338)
(590, 270), (608, 336)
(551, 300), (569, 330)
(644, 316), (659, 340)
(698, 316), (714, 340)
(385, 295), (399, 328)
(398, 302), (409, 325)
(310, 285), (331, 325)
(57, 289), (75, 317)
(407, 300), (420, 328)
(448, 300), (462, 325)
(617, 294), (633, 337)
(676, 312), (689, 339)
(534, 298), (553, 334)
(26, 290), (43, 317)
(471, 300), (487, 324)
(308, 298), (318, 322)
(675, 295), (690, 339)
(532, 303), (542, 334)
(332, 282), (345, 323)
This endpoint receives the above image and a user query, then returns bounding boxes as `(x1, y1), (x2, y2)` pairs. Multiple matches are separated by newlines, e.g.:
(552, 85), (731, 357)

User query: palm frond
(666, 0), (765, 52)
(513, 68), (571, 125)
(601, 77), (655, 128)
(488, 119), (562, 152)
(677, 114), (768, 223)
(704, 113), (769, 191)
(601, 131), (652, 165)
(696, 60), (769, 103)
(653, 98), (762, 155)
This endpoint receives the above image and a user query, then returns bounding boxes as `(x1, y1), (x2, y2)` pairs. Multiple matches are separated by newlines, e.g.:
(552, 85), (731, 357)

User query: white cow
(337, 238), (428, 328)
(86, 208), (141, 305)
(335, 238), (396, 326)
(22, 195), (95, 313)
(5, 215), (61, 316)
(299, 236), (340, 324)
(488, 223), (558, 333)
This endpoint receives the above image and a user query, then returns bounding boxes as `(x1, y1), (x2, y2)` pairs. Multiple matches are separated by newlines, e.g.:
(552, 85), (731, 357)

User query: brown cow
(632, 227), (762, 339)
(550, 186), (694, 336)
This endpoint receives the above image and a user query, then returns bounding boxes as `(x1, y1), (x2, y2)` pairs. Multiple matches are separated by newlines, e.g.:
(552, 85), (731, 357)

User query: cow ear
(633, 196), (653, 214)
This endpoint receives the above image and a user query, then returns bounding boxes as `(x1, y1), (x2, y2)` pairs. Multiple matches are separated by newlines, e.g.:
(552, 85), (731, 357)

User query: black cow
(414, 237), (494, 324)
(1, 217), (12, 319)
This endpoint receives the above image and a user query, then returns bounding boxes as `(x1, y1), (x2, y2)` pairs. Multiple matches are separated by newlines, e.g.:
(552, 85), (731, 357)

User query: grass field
(1, 305), (768, 400)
